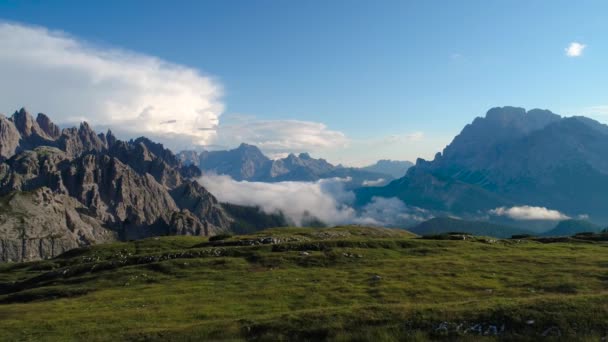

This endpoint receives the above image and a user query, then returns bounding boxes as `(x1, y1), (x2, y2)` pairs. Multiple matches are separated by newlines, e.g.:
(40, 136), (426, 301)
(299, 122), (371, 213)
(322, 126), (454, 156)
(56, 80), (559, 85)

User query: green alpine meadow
(2, 226), (607, 340)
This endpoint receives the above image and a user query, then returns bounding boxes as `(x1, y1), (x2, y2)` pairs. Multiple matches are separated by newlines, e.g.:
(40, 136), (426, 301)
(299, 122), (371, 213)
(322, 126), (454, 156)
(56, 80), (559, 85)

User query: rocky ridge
(0, 108), (233, 262)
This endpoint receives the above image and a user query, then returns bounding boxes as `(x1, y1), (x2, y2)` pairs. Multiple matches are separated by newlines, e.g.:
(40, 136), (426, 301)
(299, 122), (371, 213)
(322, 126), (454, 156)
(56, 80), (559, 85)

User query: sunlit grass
(0, 226), (607, 340)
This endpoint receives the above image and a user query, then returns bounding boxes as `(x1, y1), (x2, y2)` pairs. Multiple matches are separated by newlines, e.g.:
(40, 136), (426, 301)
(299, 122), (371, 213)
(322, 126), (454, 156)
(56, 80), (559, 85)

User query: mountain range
(357, 106), (608, 224)
(3, 105), (608, 261)
(178, 145), (411, 188)
(0, 108), (279, 262)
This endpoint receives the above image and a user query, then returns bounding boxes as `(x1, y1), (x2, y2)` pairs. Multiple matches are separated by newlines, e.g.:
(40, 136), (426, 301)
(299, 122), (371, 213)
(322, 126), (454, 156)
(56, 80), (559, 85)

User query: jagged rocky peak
(58, 120), (108, 157)
(36, 112), (61, 139)
(105, 129), (117, 147)
(235, 143), (267, 158)
(132, 137), (180, 167)
(10, 107), (37, 137)
(10, 107), (52, 140)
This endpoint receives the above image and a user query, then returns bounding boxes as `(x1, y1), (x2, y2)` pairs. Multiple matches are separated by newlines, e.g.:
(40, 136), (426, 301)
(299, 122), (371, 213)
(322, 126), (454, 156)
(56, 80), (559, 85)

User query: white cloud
(362, 178), (386, 186)
(0, 22), (436, 166)
(199, 174), (429, 227)
(565, 42), (586, 57)
(489, 205), (570, 221)
(0, 22), (223, 150)
(216, 116), (349, 155)
(356, 197), (432, 226)
(199, 174), (356, 226)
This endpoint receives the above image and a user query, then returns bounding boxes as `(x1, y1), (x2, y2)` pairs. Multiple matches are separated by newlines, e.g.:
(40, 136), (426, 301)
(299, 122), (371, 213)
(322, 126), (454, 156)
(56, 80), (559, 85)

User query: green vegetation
(0, 226), (607, 341)
(222, 203), (290, 234)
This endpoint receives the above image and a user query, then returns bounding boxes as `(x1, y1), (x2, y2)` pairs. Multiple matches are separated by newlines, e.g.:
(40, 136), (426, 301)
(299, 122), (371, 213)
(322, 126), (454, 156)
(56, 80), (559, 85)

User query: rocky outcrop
(0, 115), (21, 160)
(0, 187), (116, 262)
(169, 210), (214, 236)
(0, 108), (239, 262)
(36, 113), (61, 140)
(107, 140), (183, 188)
(58, 122), (107, 158)
(170, 181), (232, 233)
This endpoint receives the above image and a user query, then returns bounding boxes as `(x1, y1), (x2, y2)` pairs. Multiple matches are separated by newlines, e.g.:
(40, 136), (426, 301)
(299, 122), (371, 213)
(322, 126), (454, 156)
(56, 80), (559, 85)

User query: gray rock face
(0, 108), (237, 262)
(0, 115), (21, 160)
(169, 210), (215, 236)
(108, 140), (183, 188)
(36, 113), (61, 139)
(10, 108), (51, 139)
(170, 181), (232, 233)
(58, 122), (108, 158)
(0, 187), (116, 262)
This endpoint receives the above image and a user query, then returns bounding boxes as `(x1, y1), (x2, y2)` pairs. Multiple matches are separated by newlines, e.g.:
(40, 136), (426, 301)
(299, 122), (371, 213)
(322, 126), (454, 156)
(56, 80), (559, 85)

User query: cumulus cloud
(199, 174), (429, 227)
(565, 42), (586, 57)
(215, 115), (349, 156)
(489, 206), (570, 221)
(0, 22), (223, 150)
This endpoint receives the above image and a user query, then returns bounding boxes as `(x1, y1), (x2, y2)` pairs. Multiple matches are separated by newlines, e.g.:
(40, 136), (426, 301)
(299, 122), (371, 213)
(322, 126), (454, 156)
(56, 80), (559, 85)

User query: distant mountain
(360, 160), (413, 178)
(0, 108), (281, 262)
(357, 107), (608, 223)
(409, 217), (533, 238)
(542, 219), (602, 237)
(178, 144), (394, 187)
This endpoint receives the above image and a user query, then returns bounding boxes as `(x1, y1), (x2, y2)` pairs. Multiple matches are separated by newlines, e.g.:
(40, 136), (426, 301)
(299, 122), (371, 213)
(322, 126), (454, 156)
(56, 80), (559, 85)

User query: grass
(0, 225), (607, 341)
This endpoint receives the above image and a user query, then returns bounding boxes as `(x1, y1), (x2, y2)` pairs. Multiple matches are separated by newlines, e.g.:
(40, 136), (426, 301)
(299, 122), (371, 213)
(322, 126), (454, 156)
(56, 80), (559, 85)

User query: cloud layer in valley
(198, 174), (430, 227)
(489, 205), (570, 221)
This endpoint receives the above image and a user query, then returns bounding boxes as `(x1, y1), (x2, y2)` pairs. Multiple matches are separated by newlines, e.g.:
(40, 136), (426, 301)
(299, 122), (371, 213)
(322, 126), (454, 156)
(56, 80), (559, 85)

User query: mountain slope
(409, 217), (533, 238)
(542, 219), (602, 237)
(357, 107), (608, 223)
(360, 159), (413, 178)
(0, 108), (280, 261)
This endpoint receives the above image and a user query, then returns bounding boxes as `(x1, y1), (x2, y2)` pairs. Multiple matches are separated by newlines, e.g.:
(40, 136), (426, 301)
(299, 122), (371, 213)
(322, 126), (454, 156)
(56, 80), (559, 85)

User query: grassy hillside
(1, 226), (607, 341)
(409, 217), (534, 238)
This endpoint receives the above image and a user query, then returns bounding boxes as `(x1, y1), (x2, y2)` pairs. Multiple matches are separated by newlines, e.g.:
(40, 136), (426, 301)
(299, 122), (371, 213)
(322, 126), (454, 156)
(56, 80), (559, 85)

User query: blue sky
(1, 0), (607, 165)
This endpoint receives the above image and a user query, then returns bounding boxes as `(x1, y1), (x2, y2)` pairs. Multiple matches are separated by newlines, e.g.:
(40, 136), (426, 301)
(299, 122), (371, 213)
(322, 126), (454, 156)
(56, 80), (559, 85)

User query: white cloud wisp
(489, 205), (570, 221)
